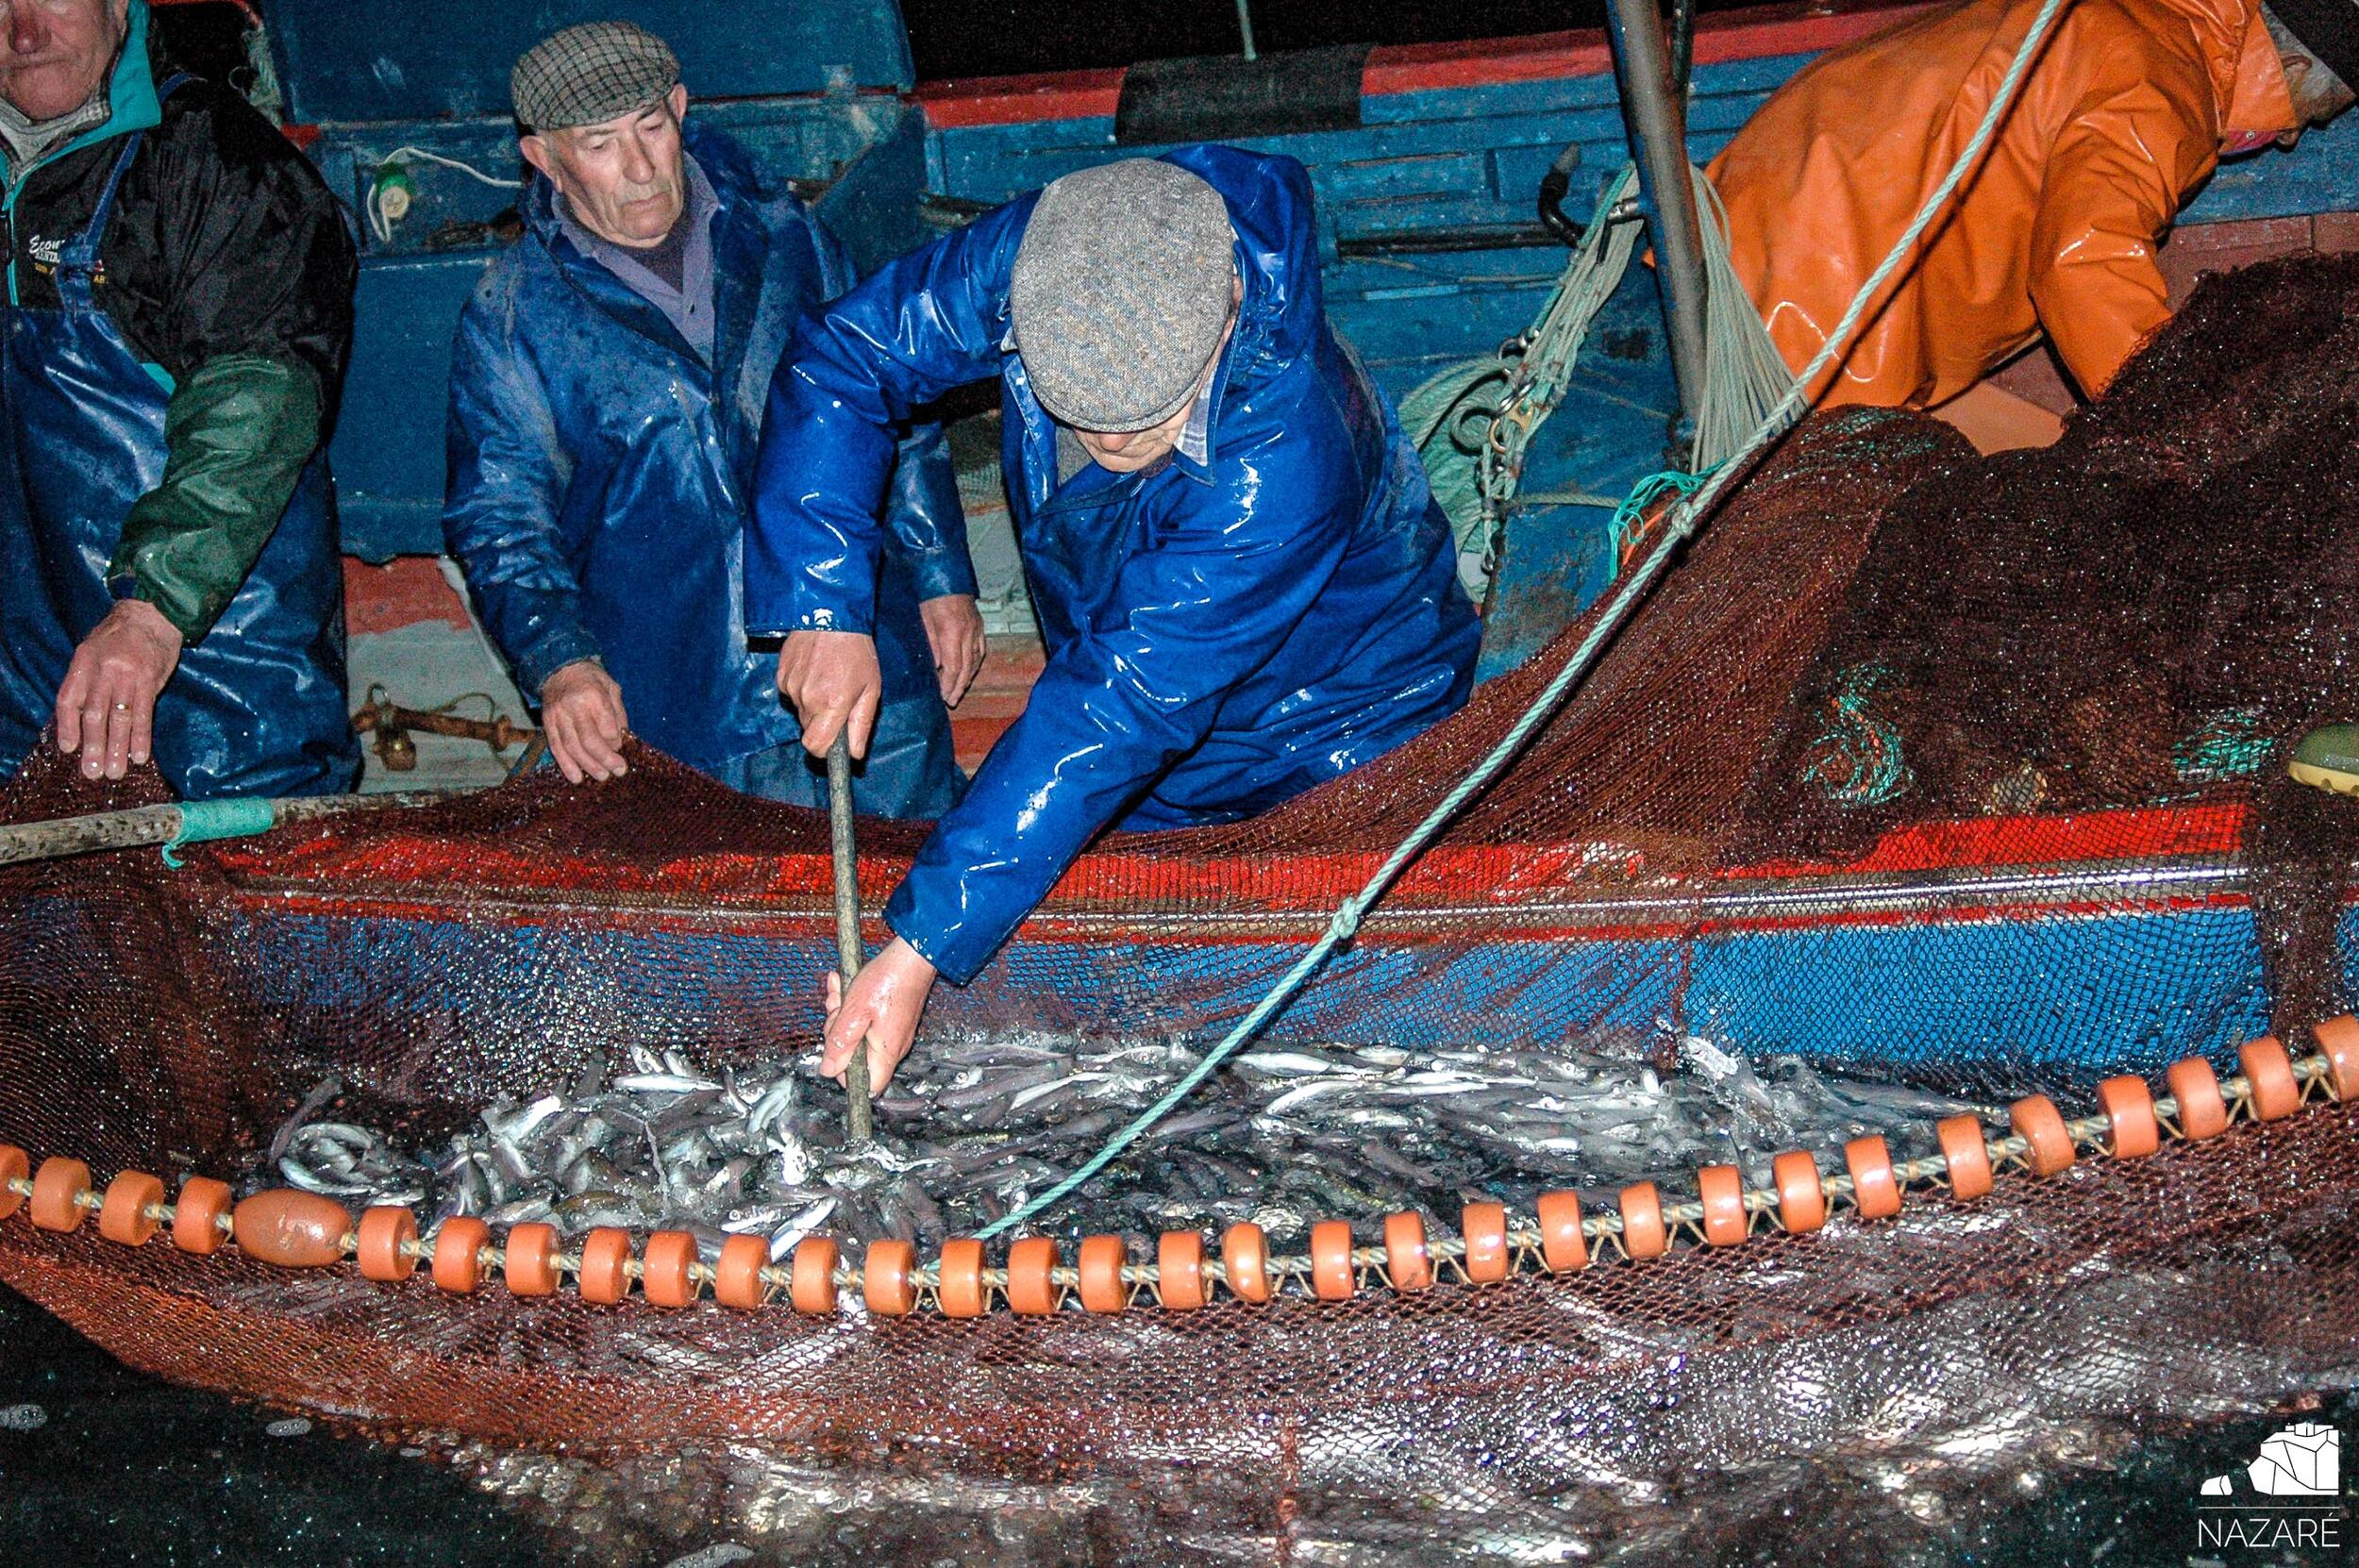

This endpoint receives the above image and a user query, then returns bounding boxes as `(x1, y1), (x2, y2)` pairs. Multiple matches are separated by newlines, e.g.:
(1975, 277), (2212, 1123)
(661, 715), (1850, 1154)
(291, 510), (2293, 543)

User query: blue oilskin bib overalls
(0, 122), (355, 800)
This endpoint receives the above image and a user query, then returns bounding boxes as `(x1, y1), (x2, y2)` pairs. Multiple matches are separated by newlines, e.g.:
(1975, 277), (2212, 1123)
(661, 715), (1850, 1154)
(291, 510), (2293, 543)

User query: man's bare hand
(819, 937), (937, 1094)
(918, 593), (987, 709)
(540, 659), (630, 783)
(777, 628), (881, 758)
(55, 599), (183, 781)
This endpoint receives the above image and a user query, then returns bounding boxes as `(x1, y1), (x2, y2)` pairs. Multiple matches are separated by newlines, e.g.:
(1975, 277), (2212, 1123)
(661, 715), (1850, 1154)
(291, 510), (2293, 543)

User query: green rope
(974, 0), (2079, 1243)
(1604, 465), (1715, 567)
(2173, 707), (2274, 783)
(160, 797), (278, 868)
(1802, 660), (1916, 808)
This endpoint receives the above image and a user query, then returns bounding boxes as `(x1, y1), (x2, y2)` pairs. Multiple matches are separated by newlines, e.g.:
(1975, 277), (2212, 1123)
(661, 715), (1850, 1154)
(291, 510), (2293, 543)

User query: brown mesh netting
(2, 255), (2358, 1562)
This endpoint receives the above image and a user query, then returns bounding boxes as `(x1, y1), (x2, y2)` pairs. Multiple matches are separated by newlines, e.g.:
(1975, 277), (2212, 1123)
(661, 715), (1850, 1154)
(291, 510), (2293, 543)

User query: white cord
(365, 146), (518, 242)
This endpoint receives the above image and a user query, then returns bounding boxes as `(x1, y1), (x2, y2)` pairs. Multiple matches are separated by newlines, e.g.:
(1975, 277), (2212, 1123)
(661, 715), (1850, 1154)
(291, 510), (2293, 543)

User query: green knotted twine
(160, 797), (280, 868)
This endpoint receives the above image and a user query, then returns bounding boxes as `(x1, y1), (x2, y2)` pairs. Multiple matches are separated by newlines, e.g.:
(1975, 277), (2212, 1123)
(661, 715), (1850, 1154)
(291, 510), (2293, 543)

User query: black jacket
(0, 21), (355, 640)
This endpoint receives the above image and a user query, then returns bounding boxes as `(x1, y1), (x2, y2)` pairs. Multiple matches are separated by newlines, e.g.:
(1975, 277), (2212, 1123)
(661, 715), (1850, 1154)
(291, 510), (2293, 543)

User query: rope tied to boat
(1407, 156), (1793, 606)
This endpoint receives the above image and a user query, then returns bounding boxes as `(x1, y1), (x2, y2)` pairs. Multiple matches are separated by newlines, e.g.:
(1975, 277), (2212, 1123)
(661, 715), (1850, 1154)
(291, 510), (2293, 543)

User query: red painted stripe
(215, 880), (2266, 950)
(212, 801), (2252, 922)
(912, 0), (1939, 130)
(912, 68), (1126, 128)
(1731, 801), (2250, 879)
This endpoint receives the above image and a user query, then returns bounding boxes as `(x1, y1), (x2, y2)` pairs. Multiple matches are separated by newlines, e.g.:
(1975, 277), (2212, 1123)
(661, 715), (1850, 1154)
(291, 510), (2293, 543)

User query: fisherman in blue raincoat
(443, 22), (979, 811)
(0, 0), (357, 798)
(749, 147), (1480, 1088)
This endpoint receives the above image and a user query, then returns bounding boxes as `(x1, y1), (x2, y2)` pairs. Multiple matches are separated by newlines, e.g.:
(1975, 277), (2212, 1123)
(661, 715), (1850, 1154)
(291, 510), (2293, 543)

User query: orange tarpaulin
(1709, 0), (2297, 406)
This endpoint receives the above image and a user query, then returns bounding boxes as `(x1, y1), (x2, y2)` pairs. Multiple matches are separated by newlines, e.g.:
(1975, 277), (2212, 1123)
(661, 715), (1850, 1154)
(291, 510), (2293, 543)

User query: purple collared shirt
(558, 151), (718, 361)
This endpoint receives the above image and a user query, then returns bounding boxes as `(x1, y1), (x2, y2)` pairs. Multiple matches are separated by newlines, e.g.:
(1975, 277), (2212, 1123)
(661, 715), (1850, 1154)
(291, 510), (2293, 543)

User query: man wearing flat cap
(749, 146), (1480, 1088)
(443, 21), (980, 808)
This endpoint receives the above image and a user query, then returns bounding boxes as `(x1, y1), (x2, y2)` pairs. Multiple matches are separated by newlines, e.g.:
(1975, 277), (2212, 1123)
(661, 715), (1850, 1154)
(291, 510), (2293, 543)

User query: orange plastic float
(356, 1205), (418, 1282)
(641, 1230), (699, 1308)
(577, 1226), (632, 1305)
(0, 1144), (26, 1220)
(232, 1189), (351, 1267)
(1698, 1164), (1747, 1246)
(171, 1176), (232, 1256)
(862, 1238), (916, 1315)
(1078, 1235), (1129, 1313)
(2239, 1036), (2300, 1122)
(1382, 1211), (1430, 1291)
(1844, 1135), (1901, 1219)
(1771, 1151), (1826, 1233)
(1005, 1236), (1058, 1315)
(713, 1233), (770, 1310)
(1618, 1181), (1667, 1259)
(1936, 1114), (1994, 1198)
(790, 1235), (839, 1314)
(2315, 1013), (2359, 1101)
(431, 1215), (491, 1293)
(936, 1237), (986, 1318)
(29, 1156), (91, 1233)
(1310, 1220), (1356, 1300)
(1158, 1230), (1206, 1309)
(1535, 1190), (1588, 1271)
(1221, 1222), (1272, 1303)
(503, 1222), (561, 1296)
(2167, 1057), (2228, 1140)
(2008, 1094), (2076, 1176)
(2094, 1076), (2159, 1159)
(1460, 1201), (1509, 1282)
(98, 1170), (165, 1246)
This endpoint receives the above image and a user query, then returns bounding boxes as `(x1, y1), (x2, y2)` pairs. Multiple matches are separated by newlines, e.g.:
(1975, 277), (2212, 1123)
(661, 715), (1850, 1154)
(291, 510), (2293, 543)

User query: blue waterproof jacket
(748, 144), (1478, 981)
(445, 122), (971, 810)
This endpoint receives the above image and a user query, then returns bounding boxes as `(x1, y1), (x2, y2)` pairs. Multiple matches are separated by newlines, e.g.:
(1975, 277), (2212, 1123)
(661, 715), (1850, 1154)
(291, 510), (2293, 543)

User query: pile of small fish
(265, 1029), (1989, 1259)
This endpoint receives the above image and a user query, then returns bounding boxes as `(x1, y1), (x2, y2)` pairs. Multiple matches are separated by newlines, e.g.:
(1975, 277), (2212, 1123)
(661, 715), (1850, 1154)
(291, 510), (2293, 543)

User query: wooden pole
(0, 791), (437, 869)
(827, 732), (873, 1144)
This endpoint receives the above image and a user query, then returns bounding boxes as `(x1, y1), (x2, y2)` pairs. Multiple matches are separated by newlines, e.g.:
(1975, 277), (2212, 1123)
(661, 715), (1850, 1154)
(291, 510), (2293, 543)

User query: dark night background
(157, 2), (1767, 89)
(895, 1), (1751, 79)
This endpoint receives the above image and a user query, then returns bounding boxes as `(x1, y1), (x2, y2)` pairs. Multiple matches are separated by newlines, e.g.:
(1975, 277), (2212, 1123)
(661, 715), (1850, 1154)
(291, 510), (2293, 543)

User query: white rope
(364, 147), (518, 243)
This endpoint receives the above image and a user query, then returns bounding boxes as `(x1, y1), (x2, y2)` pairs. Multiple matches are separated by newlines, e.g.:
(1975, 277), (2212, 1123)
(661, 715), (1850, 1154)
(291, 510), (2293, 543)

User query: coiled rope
(1407, 158), (1795, 605)
(978, 0), (2078, 1242)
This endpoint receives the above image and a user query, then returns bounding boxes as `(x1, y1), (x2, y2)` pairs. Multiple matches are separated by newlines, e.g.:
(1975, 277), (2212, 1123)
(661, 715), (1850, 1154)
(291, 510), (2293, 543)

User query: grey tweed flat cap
(512, 21), (680, 133)
(1011, 160), (1236, 433)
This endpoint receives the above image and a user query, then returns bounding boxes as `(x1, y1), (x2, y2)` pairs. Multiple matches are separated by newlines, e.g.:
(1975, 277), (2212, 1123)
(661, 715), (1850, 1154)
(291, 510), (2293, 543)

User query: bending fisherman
(0, 0), (356, 795)
(749, 149), (1481, 1090)
(444, 21), (979, 809)
(1709, 0), (2354, 407)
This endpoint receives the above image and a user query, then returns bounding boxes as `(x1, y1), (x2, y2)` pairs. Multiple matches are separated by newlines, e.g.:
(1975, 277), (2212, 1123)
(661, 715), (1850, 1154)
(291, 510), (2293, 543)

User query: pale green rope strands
(975, 0), (2079, 1242)
(1404, 167), (1642, 604)
(1407, 159), (1795, 607)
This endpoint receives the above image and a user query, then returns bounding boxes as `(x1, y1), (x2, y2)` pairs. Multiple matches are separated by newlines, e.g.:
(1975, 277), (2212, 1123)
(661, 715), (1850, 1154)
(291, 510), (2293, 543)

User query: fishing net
(3, 254), (2359, 1562)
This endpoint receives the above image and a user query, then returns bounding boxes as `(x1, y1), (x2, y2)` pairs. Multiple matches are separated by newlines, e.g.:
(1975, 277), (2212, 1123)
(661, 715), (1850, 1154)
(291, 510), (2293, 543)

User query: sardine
(265, 1076), (343, 1167)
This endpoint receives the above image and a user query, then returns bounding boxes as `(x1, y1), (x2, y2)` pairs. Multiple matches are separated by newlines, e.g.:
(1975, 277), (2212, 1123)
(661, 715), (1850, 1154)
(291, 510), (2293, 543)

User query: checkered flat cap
(1011, 160), (1236, 434)
(511, 21), (680, 132)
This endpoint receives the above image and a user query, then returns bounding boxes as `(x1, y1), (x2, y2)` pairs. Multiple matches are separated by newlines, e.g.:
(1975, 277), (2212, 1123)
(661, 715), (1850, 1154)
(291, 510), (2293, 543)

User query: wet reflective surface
(5, 1283), (2349, 1565)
